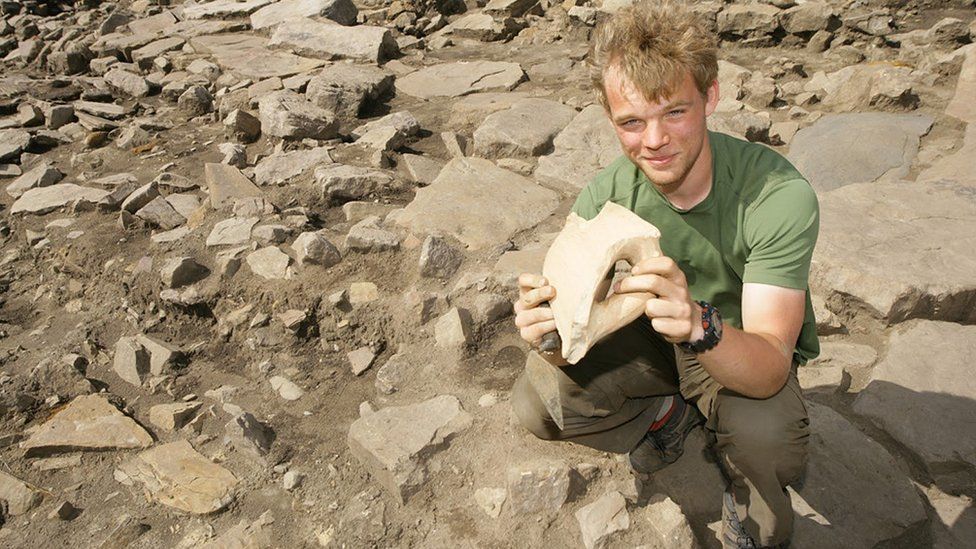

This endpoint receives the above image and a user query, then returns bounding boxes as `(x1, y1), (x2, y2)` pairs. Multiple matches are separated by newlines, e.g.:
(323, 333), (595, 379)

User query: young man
(511, 1), (819, 547)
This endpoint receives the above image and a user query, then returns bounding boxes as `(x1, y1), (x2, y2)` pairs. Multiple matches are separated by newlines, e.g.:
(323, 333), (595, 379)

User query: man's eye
(667, 109), (685, 117)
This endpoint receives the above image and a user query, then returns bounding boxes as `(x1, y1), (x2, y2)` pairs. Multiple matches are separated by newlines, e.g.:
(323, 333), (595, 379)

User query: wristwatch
(679, 301), (723, 354)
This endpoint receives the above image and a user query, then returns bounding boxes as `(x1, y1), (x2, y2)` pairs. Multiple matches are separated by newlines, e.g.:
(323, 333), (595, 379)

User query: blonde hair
(589, 0), (718, 108)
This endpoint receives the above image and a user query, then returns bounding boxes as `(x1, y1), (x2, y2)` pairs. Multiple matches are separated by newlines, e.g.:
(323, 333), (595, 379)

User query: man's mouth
(643, 153), (676, 166)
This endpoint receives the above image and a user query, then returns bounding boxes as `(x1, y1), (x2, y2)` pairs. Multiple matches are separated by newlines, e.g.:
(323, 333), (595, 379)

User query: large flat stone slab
(472, 98), (576, 158)
(21, 394), (153, 456)
(205, 163), (262, 210)
(396, 61), (525, 99)
(190, 34), (325, 80)
(853, 320), (976, 470)
(917, 124), (976, 187)
(254, 146), (333, 185)
(347, 395), (471, 503)
(11, 183), (110, 215)
(534, 104), (620, 189)
(182, 0), (273, 20)
(394, 157), (559, 250)
(0, 471), (42, 516)
(787, 113), (933, 193)
(116, 440), (238, 514)
(810, 180), (976, 324)
(250, 0), (358, 29)
(268, 19), (397, 64)
(946, 44), (976, 123)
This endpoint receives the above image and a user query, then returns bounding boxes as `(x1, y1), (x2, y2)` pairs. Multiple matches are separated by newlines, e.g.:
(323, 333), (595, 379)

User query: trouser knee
(510, 372), (560, 441)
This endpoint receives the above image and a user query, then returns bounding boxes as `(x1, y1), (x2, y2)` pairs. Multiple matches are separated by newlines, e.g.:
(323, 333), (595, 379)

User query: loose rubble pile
(0, 0), (974, 547)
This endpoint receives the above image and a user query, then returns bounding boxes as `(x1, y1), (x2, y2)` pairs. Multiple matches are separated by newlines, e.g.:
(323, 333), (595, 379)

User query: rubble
(21, 395), (153, 456)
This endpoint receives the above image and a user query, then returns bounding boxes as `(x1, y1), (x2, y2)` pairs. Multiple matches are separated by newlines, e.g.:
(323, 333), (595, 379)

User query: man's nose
(642, 122), (669, 150)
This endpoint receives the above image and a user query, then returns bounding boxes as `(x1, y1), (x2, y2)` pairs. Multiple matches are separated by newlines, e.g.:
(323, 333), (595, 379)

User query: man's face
(604, 66), (719, 193)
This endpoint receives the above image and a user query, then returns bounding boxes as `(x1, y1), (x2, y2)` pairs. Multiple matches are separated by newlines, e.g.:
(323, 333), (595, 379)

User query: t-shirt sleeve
(571, 185), (602, 220)
(742, 179), (819, 290)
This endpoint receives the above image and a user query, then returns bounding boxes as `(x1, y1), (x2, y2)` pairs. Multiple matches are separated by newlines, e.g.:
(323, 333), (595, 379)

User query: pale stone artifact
(542, 201), (662, 364)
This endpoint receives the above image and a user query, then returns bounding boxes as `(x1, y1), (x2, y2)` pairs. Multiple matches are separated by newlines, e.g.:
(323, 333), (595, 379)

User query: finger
(650, 317), (687, 342)
(513, 306), (554, 329)
(517, 273), (548, 290)
(643, 297), (691, 320)
(519, 285), (555, 308)
(632, 256), (686, 283)
(614, 273), (677, 297)
(520, 320), (557, 345)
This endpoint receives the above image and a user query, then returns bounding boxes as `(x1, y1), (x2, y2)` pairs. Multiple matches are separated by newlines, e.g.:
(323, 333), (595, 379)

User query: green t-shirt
(572, 131), (820, 364)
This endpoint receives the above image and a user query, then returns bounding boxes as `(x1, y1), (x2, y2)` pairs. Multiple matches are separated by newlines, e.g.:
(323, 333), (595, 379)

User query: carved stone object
(542, 202), (661, 364)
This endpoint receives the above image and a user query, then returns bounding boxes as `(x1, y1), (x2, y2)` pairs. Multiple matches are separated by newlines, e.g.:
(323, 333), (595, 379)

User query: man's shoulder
(711, 131), (804, 183)
(573, 155), (642, 218)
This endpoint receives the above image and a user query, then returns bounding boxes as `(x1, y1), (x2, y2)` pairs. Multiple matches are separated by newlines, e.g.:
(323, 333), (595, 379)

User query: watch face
(709, 307), (723, 339)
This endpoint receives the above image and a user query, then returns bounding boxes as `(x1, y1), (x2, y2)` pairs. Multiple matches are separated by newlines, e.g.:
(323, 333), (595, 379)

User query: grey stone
(204, 163), (262, 210)
(178, 85), (215, 117)
(448, 13), (523, 42)
(165, 193), (202, 220)
(103, 67), (152, 98)
(160, 257), (209, 288)
(375, 352), (408, 394)
(219, 143), (247, 168)
(636, 494), (698, 548)
(270, 376), (305, 400)
(291, 231), (342, 267)
(11, 184), (109, 215)
(781, 3), (836, 34)
(207, 217), (259, 247)
(120, 182), (161, 214)
(788, 113), (933, 193)
(506, 460), (571, 514)
(396, 157), (559, 250)
(252, 224), (289, 246)
(149, 402), (202, 431)
(535, 104), (620, 189)
(182, 0), (274, 19)
(351, 111), (420, 141)
(466, 293), (511, 328)
(345, 216), (399, 252)
(716, 3), (780, 37)
(396, 61), (525, 99)
(917, 124), (976, 186)
(419, 235), (463, 279)
(251, 0), (358, 29)
(575, 491), (629, 549)
(73, 100), (127, 120)
(49, 500), (80, 521)
(136, 196), (186, 230)
(315, 164), (393, 200)
(946, 44), (976, 124)
(484, 0), (538, 18)
(820, 64), (919, 111)
(189, 33), (325, 80)
(434, 307), (472, 351)
(399, 154), (444, 185)
(223, 109), (261, 143)
(853, 321), (976, 470)
(254, 146), (333, 186)
(0, 471), (42, 516)
(0, 129), (31, 162)
(246, 246), (291, 279)
(347, 346), (377, 376)
(474, 487), (507, 518)
(282, 470), (305, 490)
(348, 282), (379, 305)
(132, 37), (185, 69)
(224, 412), (275, 459)
(811, 180), (976, 324)
(6, 163), (62, 198)
(347, 395), (472, 502)
(115, 440), (238, 514)
(269, 19), (397, 64)
(305, 64), (394, 119)
(20, 394), (153, 456)
(258, 90), (338, 140)
(473, 98), (576, 158)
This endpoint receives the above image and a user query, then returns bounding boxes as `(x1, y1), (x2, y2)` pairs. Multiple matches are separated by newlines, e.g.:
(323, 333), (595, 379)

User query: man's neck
(658, 140), (714, 211)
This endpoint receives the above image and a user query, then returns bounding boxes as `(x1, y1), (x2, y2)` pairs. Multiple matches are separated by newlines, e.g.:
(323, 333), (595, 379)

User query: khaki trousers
(511, 316), (809, 546)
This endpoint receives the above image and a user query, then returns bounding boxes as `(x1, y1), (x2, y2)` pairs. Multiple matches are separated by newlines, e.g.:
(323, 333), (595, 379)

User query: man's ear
(704, 79), (720, 117)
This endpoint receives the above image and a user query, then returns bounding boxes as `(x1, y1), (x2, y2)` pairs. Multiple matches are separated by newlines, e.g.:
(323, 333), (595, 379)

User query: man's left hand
(613, 255), (703, 344)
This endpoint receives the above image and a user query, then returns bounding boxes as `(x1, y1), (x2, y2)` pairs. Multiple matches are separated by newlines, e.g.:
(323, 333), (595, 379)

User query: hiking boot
(722, 489), (790, 549)
(628, 396), (704, 474)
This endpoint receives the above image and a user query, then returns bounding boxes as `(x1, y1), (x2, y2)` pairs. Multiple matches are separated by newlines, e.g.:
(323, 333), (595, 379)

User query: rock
(434, 307), (472, 351)
(639, 494), (699, 548)
(283, 470), (305, 490)
(946, 44), (976, 124)
(819, 64), (919, 111)
(399, 154), (444, 185)
(484, 0), (537, 18)
(506, 460), (571, 514)
(258, 90), (338, 140)
(21, 394), (153, 456)
(315, 164), (393, 200)
(269, 19), (397, 64)
(853, 321), (976, 470)
(0, 471), (42, 516)
(6, 163), (62, 198)
(346, 216), (399, 252)
(11, 184), (109, 215)
(448, 13), (523, 42)
(269, 376), (305, 400)
(136, 196), (186, 229)
(575, 491), (629, 549)
(252, 224), (289, 246)
(104, 68), (152, 98)
(166, 193), (201, 219)
(347, 346), (377, 376)
(788, 113), (933, 193)
(254, 146), (332, 186)
(120, 182), (160, 214)
(473, 98), (576, 159)
(198, 513), (273, 549)
(116, 440), (238, 514)
(305, 64), (394, 119)
(207, 217), (259, 247)
(149, 402), (202, 432)
(395, 157), (559, 249)
(178, 86), (215, 117)
(224, 412), (275, 459)
(219, 143), (247, 168)
(160, 257), (209, 288)
(780, 3), (836, 35)
(474, 487), (507, 518)
(465, 293), (511, 328)
(396, 61), (525, 99)
(99, 514), (150, 548)
(49, 500), (80, 521)
(191, 33), (325, 80)
(251, 0), (358, 29)
(347, 395), (472, 502)
(113, 336), (151, 386)
(535, 104), (620, 189)
(811, 180), (976, 324)
(351, 111), (420, 141)
(183, 0), (274, 19)
(797, 364), (844, 394)
(0, 129), (31, 162)
(223, 109), (261, 143)
(917, 124), (976, 186)
(716, 3), (780, 38)
(348, 282), (379, 305)
(375, 352), (408, 394)
(419, 235), (463, 279)
(768, 121), (799, 146)
(246, 247), (292, 279)
(204, 163), (262, 210)
(291, 231), (342, 267)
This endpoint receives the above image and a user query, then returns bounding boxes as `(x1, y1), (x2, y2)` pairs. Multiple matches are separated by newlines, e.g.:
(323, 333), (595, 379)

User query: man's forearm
(696, 325), (791, 398)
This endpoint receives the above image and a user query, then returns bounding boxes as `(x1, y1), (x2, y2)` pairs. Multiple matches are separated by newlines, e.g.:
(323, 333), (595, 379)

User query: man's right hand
(513, 273), (558, 347)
